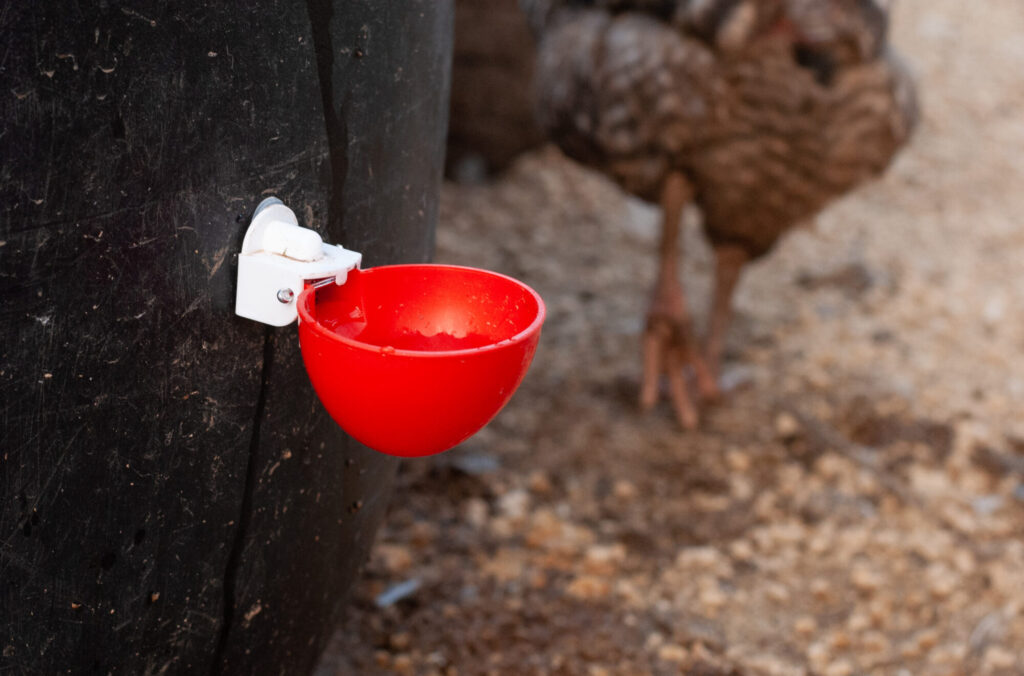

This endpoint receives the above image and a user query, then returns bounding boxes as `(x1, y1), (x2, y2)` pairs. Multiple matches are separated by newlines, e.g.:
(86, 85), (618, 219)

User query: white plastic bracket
(235, 197), (362, 326)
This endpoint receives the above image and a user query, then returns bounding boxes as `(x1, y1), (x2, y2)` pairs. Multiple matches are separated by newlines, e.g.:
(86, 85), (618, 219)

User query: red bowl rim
(297, 263), (546, 359)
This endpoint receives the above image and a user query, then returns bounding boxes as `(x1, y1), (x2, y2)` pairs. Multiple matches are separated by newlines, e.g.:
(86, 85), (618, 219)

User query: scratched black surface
(0, 1), (453, 674)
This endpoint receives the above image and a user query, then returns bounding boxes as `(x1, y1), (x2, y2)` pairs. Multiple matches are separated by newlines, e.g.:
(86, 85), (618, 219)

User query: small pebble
(389, 633), (411, 650)
(373, 543), (413, 574)
(823, 659), (854, 676)
(583, 543), (627, 575)
(810, 578), (832, 602)
(725, 449), (752, 472)
(497, 489), (531, 520)
(613, 480), (638, 500)
(860, 631), (891, 654)
(774, 412), (801, 440)
(566, 575), (611, 600)
(765, 582), (791, 603)
(794, 616), (817, 636)
(656, 644), (689, 663)
(464, 498), (489, 528)
(699, 583), (728, 611)
(982, 645), (1017, 670)
(850, 564), (883, 593)
(392, 654), (414, 674)
(528, 471), (554, 494)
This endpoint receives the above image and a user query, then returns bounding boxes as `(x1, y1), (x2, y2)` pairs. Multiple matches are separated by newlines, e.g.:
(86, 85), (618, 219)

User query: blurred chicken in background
(447, 0), (546, 181)
(521, 0), (918, 429)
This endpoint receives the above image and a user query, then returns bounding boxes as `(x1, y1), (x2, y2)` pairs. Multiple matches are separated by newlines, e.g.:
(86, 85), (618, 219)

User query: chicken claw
(640, 313), (700, 430)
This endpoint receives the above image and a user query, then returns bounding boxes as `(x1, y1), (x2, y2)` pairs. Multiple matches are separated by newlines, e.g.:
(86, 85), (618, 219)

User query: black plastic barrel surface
(0, 2), (453, 673)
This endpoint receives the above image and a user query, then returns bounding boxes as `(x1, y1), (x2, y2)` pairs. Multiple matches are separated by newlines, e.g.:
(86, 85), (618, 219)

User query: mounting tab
(235, 197), (362, 326)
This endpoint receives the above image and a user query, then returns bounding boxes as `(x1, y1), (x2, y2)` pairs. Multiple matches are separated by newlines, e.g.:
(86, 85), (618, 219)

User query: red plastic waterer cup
(296, 264), (546, 457)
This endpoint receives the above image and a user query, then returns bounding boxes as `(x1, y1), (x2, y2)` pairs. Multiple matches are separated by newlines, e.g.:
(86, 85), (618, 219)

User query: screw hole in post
(276, 288), (295, 304)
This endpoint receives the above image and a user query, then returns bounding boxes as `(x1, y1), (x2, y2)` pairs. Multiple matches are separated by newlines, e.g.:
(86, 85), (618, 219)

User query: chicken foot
(639, 172), (718, 429)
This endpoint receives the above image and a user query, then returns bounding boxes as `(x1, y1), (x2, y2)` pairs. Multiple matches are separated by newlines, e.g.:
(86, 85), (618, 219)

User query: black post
(0, 1), (453, 673)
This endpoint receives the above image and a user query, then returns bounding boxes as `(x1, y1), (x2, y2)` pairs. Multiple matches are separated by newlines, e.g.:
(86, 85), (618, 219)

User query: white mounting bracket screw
(235, 197), (362, 326)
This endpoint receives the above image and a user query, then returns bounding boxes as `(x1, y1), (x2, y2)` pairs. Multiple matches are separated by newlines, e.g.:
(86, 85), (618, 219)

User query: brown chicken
(523, 0), (918, 428)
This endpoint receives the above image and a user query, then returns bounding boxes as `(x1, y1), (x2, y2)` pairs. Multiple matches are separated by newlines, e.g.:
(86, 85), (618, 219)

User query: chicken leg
(639, 172), (717, 429)
(703, 243), (750, 398)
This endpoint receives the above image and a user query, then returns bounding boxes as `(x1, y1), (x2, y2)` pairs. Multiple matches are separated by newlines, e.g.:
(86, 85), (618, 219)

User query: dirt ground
(321, 1), (1024, 674)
